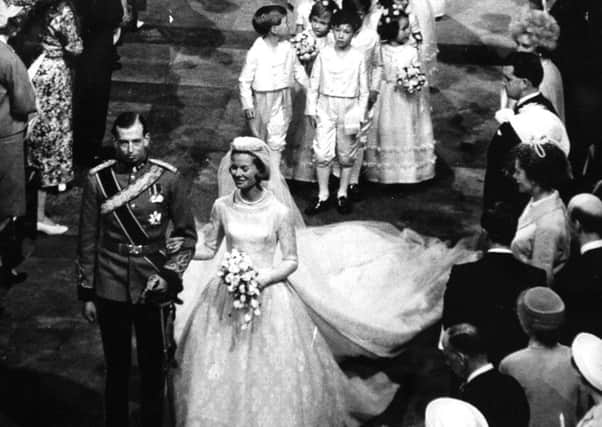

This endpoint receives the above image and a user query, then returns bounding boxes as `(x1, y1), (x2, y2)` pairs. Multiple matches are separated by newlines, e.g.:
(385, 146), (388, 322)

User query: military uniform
(77, 157), (197, 427)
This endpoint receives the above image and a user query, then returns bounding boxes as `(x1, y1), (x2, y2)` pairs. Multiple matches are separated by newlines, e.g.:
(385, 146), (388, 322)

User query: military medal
(148, 211), (162, 225)
(149, 184), (164, 204)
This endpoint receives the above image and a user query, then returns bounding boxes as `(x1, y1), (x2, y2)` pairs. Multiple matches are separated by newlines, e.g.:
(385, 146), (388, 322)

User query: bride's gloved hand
(255, 269), (272, 290)
(255, 258), (298, 290)
(166, 236), (185, 254)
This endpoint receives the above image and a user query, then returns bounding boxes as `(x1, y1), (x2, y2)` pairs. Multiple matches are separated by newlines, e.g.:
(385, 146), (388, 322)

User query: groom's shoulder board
(149, 158), (178, 174)
(89, 159), (116, 175)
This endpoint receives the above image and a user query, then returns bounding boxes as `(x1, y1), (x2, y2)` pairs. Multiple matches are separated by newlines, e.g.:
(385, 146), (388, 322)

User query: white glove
(494, 108), (515, 124)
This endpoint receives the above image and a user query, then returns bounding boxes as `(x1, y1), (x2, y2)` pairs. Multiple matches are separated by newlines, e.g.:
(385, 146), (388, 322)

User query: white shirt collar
(517, 91), (541, 108)
(467, 363), (494, 384)
(487, 248), (513, 254)
(528, 190), (557, 208)
(581, 240), (602, 255)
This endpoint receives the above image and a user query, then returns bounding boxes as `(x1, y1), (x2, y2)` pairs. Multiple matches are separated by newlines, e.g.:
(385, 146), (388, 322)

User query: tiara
(231, 137), (268, 153)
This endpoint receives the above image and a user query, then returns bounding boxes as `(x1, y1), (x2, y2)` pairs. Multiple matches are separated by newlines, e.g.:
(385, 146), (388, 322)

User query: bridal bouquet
(217, 248), (262, 330)
(396, 64), (427, 94)
(291, 30), (318, 63)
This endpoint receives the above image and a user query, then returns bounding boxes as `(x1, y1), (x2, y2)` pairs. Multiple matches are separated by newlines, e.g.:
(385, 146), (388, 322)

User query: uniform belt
(102, 241), (165, 256)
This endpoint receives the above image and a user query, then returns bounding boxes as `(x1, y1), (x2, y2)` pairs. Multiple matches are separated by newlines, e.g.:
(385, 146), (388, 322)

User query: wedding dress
(174, 150), (475, 426)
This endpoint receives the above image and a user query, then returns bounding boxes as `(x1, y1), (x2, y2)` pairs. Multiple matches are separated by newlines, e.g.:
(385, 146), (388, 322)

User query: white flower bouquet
(217, 248), (262, 330)
(291, 30), (318, 63)
(396, 64), (427, 94)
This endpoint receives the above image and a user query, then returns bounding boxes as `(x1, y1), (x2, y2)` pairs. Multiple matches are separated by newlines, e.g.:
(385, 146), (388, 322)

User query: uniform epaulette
(89, 159), (116, 175)
(149, 158), (178, 173)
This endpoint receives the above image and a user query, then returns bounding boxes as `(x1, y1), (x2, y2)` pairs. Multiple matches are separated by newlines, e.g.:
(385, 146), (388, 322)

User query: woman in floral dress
(26, 0), (82, 235)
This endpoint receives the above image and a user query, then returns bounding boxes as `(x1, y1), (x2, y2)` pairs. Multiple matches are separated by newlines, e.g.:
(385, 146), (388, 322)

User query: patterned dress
(27, 1), (83, 188)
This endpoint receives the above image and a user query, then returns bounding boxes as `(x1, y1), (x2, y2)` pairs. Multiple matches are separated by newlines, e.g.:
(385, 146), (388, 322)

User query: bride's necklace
(238, 189), (266, 205)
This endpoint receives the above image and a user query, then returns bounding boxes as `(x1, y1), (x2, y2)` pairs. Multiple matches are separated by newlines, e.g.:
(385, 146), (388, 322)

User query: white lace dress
(174, 151), (475, 426)
(174, 191), (351, 426)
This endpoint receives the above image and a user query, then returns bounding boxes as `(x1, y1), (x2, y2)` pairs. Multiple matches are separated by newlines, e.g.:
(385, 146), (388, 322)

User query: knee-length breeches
(312, 95), (359, 167)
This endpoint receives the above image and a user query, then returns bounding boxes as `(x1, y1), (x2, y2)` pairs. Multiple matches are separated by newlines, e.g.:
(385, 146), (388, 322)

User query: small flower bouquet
(291, 30), (318, 63)
(396, 64), (427, 94)
(217, 248), (262, 330)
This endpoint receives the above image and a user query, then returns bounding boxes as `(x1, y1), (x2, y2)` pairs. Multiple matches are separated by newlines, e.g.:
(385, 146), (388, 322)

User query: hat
(425, 398), (489, 427)
(517, 286), (565, 332)
(0, 0), (22, 27)
(230, 137), (271, 180)
(572, 332), (602, 393)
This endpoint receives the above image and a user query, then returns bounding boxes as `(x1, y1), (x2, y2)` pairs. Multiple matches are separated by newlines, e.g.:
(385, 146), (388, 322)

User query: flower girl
(295, 0), (343, 32)
(284, 0), (339, 182)
(369, 0), (438, 79)
(365, 8), (436, 184)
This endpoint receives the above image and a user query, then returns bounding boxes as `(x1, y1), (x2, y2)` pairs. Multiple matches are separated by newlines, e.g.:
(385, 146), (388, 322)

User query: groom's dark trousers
(96, 298), (166, 427)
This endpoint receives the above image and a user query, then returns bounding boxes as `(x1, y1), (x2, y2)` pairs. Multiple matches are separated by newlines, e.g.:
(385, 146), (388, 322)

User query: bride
(173, 137), (474, 426)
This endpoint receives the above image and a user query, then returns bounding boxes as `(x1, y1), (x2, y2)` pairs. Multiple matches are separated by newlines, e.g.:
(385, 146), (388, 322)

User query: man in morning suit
(442, 203), (547, 365)
(482, 51), (569, 223)
(441, 323), (530, 427)
(554, 193), (602, 343)
(77, 112), (197, 427)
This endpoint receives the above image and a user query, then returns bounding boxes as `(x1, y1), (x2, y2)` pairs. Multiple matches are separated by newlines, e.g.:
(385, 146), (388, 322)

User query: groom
(76, 112), (197, 427)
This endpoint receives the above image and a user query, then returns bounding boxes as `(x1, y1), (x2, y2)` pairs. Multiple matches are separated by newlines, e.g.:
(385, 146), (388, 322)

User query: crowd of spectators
(436, 1), (602, 425)
(0, 0), (135, 289)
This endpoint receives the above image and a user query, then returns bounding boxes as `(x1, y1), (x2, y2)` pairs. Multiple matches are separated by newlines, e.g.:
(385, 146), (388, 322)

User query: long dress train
(174, 149), (476, 425)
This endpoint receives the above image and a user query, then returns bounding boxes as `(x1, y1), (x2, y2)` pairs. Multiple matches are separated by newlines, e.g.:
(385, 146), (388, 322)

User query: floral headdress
(377, 3), (404, 25)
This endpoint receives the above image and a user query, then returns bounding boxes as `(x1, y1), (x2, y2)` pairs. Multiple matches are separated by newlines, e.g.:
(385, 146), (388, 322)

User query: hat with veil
(217, 136), (305, 228)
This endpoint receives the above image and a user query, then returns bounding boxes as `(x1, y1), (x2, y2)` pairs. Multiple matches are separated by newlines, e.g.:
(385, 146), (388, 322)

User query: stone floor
(0, 0), (529, 425)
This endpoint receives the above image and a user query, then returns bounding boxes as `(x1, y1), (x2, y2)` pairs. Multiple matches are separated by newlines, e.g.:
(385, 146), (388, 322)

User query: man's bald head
(568, 193), (602, 235)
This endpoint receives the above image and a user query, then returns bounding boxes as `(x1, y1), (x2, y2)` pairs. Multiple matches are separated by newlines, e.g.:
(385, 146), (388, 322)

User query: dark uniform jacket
(482, 93), (557, 222)
(442, 251), (546, 365)
(76, 158), (197, 303)
(460, 368), (530, 427)
(554, 245), (602, 343)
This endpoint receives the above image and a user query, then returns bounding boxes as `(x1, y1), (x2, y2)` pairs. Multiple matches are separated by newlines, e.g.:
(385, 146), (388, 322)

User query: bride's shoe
(37, 221), (68, 235)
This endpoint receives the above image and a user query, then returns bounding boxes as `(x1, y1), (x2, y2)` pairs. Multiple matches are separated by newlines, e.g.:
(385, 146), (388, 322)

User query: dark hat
(517, 287), (565, 332)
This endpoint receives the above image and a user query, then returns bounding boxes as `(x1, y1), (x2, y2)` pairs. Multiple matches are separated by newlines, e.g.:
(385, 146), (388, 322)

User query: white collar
(517, 91), (541, 108)
(467, 363), (494, 384)
(528, 190), (557, 208)
(487, 248), (513, 254)
(581, 240), (602, 255)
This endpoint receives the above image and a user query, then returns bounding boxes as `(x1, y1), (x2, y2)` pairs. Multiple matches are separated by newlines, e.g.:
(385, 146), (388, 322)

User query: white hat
(572, 333), (602, 393)
(510, 104), (570, 156)
(425, 398), (489, 427)
(0, 0), (22, 19)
